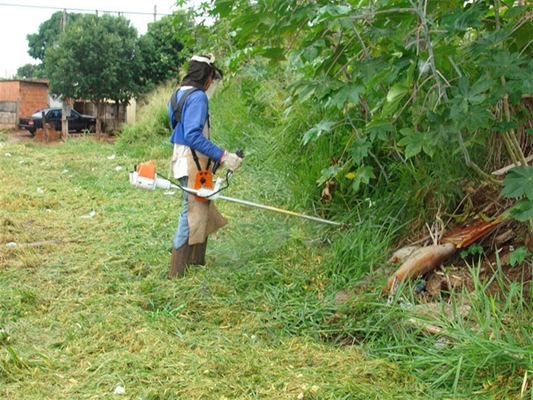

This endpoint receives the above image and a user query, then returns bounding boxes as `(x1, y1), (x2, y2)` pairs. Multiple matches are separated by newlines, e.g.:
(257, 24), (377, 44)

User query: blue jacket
(168, 88), (224, 162)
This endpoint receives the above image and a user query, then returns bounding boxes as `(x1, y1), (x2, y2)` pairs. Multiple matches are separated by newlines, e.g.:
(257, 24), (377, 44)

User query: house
(73, 98), (137, 131)
(0, 79), (136, 131)
(0, 79), (48, 130)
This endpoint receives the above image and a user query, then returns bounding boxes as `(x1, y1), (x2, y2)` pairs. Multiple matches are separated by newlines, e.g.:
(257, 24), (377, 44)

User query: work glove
(222, 151), (243, 172)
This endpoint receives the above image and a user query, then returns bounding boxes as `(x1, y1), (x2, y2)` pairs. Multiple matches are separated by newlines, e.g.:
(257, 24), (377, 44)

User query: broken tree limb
(385, 243), (456, 293)
(492, 154), (533, 176)
(442, 217), (505, 248)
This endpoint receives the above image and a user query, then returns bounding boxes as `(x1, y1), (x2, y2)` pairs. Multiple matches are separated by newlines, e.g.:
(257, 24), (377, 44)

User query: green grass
(0, 136), (415, 399)
(1, 78), (533, 399)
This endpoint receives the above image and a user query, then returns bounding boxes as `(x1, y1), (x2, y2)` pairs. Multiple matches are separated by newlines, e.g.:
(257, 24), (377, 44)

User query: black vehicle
(19, 108), (96, 135)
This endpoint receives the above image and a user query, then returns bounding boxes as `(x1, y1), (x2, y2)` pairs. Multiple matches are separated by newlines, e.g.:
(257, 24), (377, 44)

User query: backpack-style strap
(169, 87), (212, 172)
(170, 87), (201, 129)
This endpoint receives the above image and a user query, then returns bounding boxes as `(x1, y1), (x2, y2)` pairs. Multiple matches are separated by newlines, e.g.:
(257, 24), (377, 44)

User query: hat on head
(181, 53), (223, 88)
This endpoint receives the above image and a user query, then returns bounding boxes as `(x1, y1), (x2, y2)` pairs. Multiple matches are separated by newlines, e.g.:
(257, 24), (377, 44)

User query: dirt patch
(5, 129), (34, 143)
(3, 129), (116, 145)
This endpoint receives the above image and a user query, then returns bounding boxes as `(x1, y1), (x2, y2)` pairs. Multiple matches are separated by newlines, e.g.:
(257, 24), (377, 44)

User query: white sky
(0, 0), (189, 78)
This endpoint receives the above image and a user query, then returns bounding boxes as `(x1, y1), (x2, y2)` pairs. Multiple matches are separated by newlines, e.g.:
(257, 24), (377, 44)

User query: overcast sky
(0, 0), (187, 78)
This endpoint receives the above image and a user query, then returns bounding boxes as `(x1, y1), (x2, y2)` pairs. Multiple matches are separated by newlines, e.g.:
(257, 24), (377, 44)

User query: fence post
(42, 110), (47, 140)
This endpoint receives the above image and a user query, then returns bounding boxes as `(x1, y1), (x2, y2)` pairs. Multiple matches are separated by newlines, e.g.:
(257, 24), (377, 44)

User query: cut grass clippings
(0, 136), (424, 399)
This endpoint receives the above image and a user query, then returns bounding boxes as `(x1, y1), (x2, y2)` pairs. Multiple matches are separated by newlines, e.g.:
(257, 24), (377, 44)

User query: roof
(0, 79), (49, 85)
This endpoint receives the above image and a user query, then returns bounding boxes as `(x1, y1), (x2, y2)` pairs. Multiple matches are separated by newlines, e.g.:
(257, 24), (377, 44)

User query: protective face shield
(205, 76), (220, 99)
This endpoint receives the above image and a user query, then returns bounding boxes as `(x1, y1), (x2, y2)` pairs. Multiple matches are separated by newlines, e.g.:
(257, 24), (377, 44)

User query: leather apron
(185, 152), (227, 245)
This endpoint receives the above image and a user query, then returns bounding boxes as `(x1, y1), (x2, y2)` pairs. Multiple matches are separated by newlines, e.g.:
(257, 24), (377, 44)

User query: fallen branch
(442, 217), (505, 248)
(385, 243), (456, 292)
(492, 154), (533, 176)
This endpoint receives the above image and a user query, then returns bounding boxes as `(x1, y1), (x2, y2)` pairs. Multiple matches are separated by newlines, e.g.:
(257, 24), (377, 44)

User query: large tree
(137, 11), (194, 91)
(26, 11), (83, 77)
(45, 13), (142, 133)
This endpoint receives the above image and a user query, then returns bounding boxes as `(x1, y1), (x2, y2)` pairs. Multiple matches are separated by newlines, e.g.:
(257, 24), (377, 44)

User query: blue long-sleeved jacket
(168, 88), (224, 162)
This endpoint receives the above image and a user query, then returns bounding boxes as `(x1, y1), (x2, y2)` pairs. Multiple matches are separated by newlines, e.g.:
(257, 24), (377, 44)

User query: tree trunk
(94, 100), (102, 136)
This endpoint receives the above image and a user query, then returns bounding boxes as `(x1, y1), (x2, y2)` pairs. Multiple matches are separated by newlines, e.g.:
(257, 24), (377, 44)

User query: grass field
(0, 135), (423, 399)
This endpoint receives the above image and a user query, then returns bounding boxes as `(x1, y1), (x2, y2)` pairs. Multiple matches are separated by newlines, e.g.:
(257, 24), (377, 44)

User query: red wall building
(0, 80), (49, 129)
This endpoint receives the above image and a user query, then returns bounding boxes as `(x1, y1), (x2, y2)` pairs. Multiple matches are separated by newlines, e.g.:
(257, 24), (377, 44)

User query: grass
(0, 136), (418, 399)
(1, 78), (533, 399)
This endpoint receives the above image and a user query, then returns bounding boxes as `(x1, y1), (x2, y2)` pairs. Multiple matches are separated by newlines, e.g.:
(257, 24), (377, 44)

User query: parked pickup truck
(19, 108), (96, 135)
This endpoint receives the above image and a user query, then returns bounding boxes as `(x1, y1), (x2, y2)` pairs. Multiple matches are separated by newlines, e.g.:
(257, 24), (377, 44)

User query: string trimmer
(129, 159), (342, 227)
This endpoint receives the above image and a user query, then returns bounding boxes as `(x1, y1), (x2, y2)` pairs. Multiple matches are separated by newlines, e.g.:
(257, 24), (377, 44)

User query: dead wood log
(385, 243), (456, 292)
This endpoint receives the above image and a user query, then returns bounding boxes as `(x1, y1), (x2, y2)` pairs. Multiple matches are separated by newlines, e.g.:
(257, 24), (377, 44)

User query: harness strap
(170, 87), (200, 128)
(170, 87), (212, 172)
(190, 148), (203, 172)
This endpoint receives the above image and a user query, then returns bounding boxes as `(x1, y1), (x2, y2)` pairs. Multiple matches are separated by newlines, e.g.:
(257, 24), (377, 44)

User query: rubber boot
(188, 239), (208, 266)
(168, 243), (190, 278)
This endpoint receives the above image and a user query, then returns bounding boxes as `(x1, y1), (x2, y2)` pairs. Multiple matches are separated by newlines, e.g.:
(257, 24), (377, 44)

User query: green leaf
(257, 47), (285, 60)
(468, 30), (510, 59)
(365, 67), (392, 91)
(365, 121), (393, 142)
(493, 121), (519, 133)
(317, 165), (342, 186)
(381, 83), (409, 117)
(500, 167), (533, 200)
(450, 98), (468, 119)
(319, 5), (351, 17)
(350, 137), (371, 165)
(386, 84), (408, 103)
(331, 85), (363, 109)
(212, 0), (237, 18)
(292, 80), (319, 102)
(503, 5), (532, 19)
(470, 78), (495, 102)
(302, 46), (319, 62)
(452, 76), (493, 107)
(398, 128), (435, 158)
(509, 199), (533, 223)
(507, 246), (532, 267)
(463, 105), (494, 133)
(426, 111), (454, 143)
(302, 119), (335, 145)
(351, 166), (375, 193)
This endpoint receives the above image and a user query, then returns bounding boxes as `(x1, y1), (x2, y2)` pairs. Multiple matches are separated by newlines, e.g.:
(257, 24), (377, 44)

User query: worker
(167, 54), (243, 278)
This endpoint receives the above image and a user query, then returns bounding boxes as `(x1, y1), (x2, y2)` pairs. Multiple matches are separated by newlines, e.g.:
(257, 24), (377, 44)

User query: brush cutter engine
(129, 160), (172, 191)
(129, 160), (225, 200)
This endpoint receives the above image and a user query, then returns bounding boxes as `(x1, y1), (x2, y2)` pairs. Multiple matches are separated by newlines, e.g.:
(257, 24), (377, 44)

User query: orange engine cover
(136, 160), (156, 180)
(193, 170), (212, 202)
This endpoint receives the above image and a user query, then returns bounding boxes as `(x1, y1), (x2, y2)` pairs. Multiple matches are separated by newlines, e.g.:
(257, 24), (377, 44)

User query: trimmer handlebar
(212, 149), (244, 174)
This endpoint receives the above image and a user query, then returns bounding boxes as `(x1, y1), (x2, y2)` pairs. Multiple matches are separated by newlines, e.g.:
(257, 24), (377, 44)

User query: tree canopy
(25, 10), (194, 99)
(137, 12), (194, 91)
(27, 11), (83, 64)
(15, 63), (44, 80)
(44, 13), (142, 131)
